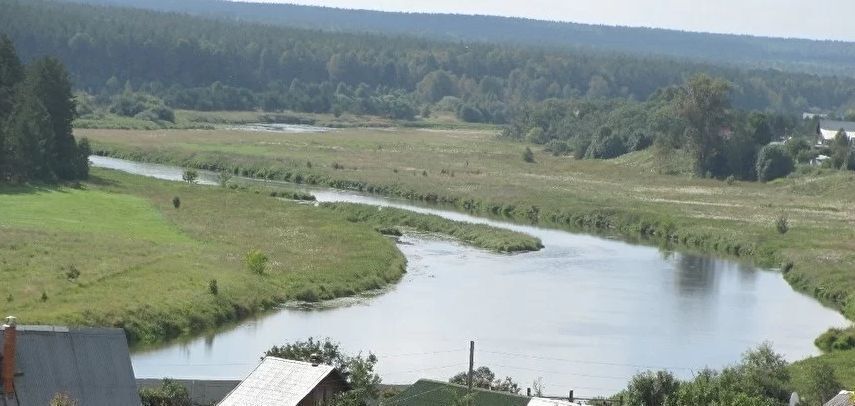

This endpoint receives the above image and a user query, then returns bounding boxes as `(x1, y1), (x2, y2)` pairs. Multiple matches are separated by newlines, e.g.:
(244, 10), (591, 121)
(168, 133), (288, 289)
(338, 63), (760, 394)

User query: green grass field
(79, 126), (855, 385)
(1, 169), (408, 343)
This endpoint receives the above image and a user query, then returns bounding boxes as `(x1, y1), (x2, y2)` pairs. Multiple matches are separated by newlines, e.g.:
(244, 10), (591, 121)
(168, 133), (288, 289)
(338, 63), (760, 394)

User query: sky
(234, 0), (855, 42)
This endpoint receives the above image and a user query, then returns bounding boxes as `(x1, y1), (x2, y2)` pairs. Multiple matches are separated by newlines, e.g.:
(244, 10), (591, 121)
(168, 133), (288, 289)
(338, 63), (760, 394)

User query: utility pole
(467, 340), (475, 391)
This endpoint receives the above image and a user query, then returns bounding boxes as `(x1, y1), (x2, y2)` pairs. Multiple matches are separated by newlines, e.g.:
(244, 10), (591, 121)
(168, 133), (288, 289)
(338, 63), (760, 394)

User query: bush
(139, 379), (192, 406)
(245, 249), (269, 274)
(64, 265), (81, 281)
(775, 214), (789, 234)
(208, 279), (218, 295)
(585, 127), (627, 159)
(376, 226), (403, 236)
(815, 328), (855, 352)
(756, 144), (794, 182)
(726, 175), (736, 185)
(172, 196), (181, 209)
(522, 147), (535, 163)
(526, 127), (548, 144)
(181, 169), (198, 184)
(457, 104), (485, 123)
(544, 139), (569, 156)
(218, 170), (232, 187)
(41, 291), (48, 302)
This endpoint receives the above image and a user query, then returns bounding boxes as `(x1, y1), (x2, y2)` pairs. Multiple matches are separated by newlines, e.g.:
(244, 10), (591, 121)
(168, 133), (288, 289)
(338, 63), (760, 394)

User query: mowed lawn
(0, 169), (405, 344)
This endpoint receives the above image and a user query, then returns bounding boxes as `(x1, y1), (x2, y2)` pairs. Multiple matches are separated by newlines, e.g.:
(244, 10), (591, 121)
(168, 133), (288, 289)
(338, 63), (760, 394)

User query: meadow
(0, 167), (536, 344)
(80, 125), (855, 384)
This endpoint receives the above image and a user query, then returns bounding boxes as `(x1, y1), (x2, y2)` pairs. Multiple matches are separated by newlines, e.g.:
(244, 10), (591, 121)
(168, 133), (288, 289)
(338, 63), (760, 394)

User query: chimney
(309, 353), (321, 367)
(2, 316), (16, 398)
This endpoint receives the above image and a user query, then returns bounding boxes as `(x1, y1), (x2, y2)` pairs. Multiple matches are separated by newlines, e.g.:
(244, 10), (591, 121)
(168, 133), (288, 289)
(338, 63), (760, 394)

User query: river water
(90, 156), (848, 396)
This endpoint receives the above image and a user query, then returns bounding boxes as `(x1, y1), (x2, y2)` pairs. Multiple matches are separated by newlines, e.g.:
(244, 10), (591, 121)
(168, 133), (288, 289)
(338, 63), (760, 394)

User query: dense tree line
(66, 0), (855, 78)
(3, 0), (855, 123)
(0, 35), (89, 183)
(618, 344), (842, 406)
(505, 74), (833, 182)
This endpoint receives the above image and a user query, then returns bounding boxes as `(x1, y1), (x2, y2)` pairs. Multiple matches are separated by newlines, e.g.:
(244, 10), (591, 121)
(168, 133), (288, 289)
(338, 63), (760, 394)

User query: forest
(67, 0), (855, 78)
(0, 35), (89, 183)
(3, 0), (855, 126)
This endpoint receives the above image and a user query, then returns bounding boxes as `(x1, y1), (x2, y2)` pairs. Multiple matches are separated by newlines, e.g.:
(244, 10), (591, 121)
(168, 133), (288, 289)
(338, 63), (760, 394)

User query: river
(90, 155), (849, 396)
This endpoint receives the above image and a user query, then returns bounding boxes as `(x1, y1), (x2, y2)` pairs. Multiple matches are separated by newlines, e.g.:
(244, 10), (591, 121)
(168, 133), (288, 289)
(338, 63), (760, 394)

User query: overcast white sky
(234, 0), (855, 42)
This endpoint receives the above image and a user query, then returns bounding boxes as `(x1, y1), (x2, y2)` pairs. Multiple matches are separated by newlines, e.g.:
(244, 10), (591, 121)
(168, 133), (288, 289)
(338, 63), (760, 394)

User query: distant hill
(65, 0), (855, 77)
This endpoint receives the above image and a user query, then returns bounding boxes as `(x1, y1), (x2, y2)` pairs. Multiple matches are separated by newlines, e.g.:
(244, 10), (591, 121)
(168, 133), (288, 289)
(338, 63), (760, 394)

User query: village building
(0, 316), (141, 406)
(817, 119), (855, 143)
(385, 379), (583, 406)
(217, 356), (349, 406)
(825, 390), (855, 406)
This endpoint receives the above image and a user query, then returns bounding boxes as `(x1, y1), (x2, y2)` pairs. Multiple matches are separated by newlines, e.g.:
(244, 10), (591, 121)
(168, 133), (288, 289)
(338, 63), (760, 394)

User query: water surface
(90, 156), (849, 396)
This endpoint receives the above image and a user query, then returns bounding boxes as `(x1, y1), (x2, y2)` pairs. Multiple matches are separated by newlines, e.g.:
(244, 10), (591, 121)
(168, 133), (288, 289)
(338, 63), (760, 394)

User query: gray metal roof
(825, 391), (855, 406)
(0, 325), (141, 406)
(820, 119), (855, 132)
(217, 357), (340, 406)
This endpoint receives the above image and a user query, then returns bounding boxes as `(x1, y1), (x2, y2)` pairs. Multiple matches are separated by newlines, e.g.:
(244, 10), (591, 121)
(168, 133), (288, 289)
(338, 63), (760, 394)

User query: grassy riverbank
(81, 126), (855, 382)
(0, 169), (406, 344)
(320, 202), (543, 253)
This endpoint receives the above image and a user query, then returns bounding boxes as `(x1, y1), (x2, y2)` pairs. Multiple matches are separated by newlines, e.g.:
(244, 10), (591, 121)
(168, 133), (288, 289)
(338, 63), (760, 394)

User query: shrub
(64, 265), (81, 281)
(245, 249), (269, 275)
(172, 196), (181, 209)
(208, 279), (218, 295)
(139, 379), (192, 406)
(815, 328), (855, 352)
(544, 139), (569, 156)
(522, 147), (535, 163)
(41, 291), (48, 302)
(525, 127), (548, 144)
(181, 169), (198, 184)
(218, 170), (232, 187)
(376, 226), (403, 237)
(756, 144), (794, 182)
(775, 214), (789, 234)
(586, 127), (627, 159)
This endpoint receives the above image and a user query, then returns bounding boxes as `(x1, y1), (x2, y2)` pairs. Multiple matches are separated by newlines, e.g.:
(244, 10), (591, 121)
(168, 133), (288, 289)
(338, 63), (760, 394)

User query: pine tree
(0, 35), (25, 181)
(23, 58), (80, 180)
(7, 92), (53, 181)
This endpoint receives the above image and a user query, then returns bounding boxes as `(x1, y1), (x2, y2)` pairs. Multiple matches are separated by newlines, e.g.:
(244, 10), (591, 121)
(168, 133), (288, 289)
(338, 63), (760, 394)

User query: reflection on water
(90, 156), (849, 396)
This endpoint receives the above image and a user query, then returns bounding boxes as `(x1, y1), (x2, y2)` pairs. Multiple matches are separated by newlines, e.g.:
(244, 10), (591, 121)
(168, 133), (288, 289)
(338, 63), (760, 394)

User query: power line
(489, 363), (630, 381)
(480, 349), (695, 371)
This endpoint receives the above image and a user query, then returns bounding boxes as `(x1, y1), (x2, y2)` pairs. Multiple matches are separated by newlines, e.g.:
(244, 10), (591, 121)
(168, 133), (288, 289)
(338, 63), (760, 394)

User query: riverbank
(80, 126), (855, 383)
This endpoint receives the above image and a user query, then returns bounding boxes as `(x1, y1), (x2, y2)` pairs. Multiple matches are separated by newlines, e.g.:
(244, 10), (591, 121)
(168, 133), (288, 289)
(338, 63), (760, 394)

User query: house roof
(820, 120), (855, 132)
(217, 357), (345, 406)
(825, 391), (855, 406)
(0, 325), (140, 406)
(385, 379), (532, 406)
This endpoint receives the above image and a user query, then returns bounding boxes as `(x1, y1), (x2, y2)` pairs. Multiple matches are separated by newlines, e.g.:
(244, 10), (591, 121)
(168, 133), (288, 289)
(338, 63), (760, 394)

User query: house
(817, 119), (855, 143)
(825, 390), (855, 406)
(0, 316), (141, 406)
(384, 379), (582, 406)
(217, 356), (349, 406)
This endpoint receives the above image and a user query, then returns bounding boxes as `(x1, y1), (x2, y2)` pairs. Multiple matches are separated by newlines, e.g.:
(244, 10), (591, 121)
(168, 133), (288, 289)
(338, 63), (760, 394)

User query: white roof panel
(218, 357), (336, 406)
